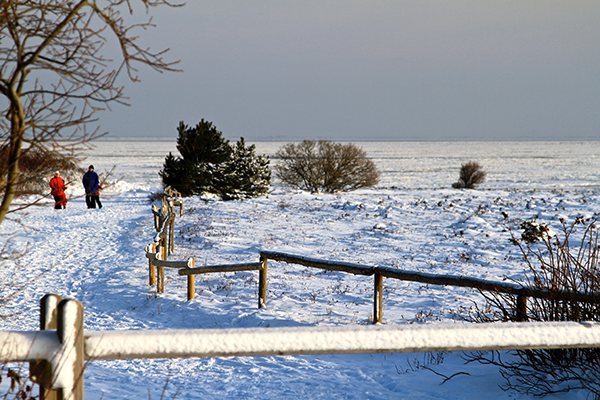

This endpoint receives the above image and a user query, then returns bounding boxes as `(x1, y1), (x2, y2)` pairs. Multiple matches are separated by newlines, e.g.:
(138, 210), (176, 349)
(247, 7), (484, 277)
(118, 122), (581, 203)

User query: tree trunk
(0, 99), (26, 226)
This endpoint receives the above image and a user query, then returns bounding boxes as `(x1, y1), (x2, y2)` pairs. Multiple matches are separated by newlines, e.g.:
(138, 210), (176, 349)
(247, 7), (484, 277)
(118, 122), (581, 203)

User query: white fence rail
(2, 294), (600, 399)
(84, 321), (600, 360)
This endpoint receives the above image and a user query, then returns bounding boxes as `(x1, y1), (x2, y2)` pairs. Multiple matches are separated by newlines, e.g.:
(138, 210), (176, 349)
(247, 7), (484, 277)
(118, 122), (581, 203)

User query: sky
(99, 1), (600, 141)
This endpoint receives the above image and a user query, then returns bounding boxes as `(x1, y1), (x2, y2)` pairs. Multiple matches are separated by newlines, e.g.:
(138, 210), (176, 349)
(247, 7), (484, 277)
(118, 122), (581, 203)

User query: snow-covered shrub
(274, 140), (380, 193)
(452, 161), (486, 189)
(159, 120), (271, 200)
(517, 219), (552, 244)
(468, 216), (600, 397)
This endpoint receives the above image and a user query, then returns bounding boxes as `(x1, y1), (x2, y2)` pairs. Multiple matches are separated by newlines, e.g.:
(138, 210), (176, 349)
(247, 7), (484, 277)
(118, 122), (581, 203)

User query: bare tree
(275, 140), (380, 193)
(0, 0), (180, 225)
(452, 161), (486, 189)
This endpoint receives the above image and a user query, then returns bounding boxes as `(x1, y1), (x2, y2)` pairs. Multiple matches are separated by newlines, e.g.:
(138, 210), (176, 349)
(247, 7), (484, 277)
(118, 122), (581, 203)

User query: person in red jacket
(49, 171), (67, 209)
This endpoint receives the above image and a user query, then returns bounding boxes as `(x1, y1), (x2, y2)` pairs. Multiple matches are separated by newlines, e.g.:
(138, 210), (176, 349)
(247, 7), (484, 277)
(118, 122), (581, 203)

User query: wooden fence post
(56, 299), (84, 400)
(31, 294), (63, 400)
(159, 265), (165, 294)
(154, 246), (164, 294)
(516, 295), (528, 322)
(161, 234), (167, 294)
(258, 256), (267, 308)
(374, 273), (383, 324)
(152, 205), (160, 231)
(162, 232), (168, 260)
(187, 258), (195, 301)
(169, 214), (175, 255)
(148, 244), (156, 286)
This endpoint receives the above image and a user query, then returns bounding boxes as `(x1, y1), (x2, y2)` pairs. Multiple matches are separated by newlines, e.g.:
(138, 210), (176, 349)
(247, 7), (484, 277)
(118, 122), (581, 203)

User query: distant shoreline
(98, 137), (600, 143)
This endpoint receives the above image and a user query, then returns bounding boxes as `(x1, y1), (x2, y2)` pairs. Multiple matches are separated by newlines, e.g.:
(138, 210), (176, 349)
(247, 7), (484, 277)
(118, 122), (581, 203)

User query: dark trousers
(53, 195), (66, 209)
(86, 194), (102, 209)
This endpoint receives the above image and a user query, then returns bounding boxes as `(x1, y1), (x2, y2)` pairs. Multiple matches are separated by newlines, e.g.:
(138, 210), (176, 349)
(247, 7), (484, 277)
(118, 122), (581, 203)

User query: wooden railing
(143, 188), (268, 302)
(146, 187), (183, 293)
(178, 261), (265, 302)
(3, 293), (600, 400)
(259, 250), (600, 323)
(142, 189), (600, 325)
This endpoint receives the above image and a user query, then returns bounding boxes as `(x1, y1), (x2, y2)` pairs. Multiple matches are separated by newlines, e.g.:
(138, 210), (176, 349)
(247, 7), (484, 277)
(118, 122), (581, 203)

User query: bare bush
(274, 140), (380, 193)
(467, 217), (600, 397)
(452, 161), (486, 189)
(0, 146), (84, 196)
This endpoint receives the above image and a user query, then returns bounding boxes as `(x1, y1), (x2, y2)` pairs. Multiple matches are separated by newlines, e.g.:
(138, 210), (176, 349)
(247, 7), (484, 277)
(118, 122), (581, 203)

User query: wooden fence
(3, 293), (600, 400)
(146, 187), (183, 293)
(259, 250), (600, 324)
(150, 246), (600, 324)
(144, 188), (267, 303)
(142, 190), (600, 325)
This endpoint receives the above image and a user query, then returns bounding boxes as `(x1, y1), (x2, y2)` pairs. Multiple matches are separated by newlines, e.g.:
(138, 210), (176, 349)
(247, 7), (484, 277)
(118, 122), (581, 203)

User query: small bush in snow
(452, 161), (486, 189)
(518, 220), (551, 244)
(274, 140), (380, 193)
(159, 120), (271, 200)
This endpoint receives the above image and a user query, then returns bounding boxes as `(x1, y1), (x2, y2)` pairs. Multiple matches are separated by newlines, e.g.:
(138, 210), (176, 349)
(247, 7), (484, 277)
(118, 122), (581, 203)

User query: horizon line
(98, 136), (600, 143)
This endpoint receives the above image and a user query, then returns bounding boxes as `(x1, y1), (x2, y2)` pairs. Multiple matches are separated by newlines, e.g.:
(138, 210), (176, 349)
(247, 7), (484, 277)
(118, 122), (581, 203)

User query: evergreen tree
(160, 120), (231, 196)
(159, 153), (196, 196)
(160, 120), (271, 200)
(214, 138), (271, 200)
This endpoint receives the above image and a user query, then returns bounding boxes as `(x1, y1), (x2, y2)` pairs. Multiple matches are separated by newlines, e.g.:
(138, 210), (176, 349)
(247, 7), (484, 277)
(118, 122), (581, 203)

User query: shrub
(0, 145), (84, 196)
(274, 140), (380, 193)
(159, 120), (271, 200)
(468, 216), (600, 397)
(452, 161), (486, 189)
(517, 219), (551, 244)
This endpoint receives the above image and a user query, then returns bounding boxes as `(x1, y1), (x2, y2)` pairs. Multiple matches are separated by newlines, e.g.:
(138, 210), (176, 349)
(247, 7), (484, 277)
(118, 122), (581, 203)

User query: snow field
(0, 170), (598, 398)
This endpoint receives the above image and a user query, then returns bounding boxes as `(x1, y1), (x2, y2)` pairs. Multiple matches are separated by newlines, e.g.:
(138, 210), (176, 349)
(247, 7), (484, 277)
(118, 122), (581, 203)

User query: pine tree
(159, 153), (196, 196)
(160, 120), (232, 196)
(214, 138), (271, 200)
(160, 121), (271, 200)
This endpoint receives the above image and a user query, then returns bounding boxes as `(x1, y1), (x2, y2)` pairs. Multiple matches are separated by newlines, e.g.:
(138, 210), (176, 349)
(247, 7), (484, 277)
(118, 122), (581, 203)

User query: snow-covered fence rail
(145, 246), (195, 295)
(4, 294), (600, 400)
(259, 250), (600, 324)
(178, 261), (265, 302)
(164, 186), (183, 217)
(151, 207), (175, 257)
(146, 187), (184, 292)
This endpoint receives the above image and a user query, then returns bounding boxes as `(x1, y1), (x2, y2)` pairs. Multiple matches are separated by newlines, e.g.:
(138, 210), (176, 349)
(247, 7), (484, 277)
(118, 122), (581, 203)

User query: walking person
(82, 165), (103, 209)
(49, 171), (67, 209)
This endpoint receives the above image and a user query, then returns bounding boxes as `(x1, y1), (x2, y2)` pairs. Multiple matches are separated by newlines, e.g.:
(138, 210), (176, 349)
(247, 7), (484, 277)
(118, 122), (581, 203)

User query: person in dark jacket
(49, 171), (67, 209)
(82, 165), (103, 209)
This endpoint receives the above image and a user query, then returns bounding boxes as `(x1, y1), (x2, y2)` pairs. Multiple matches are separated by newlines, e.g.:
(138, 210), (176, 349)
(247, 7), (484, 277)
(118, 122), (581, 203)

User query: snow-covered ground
(0, 140), (599, 399)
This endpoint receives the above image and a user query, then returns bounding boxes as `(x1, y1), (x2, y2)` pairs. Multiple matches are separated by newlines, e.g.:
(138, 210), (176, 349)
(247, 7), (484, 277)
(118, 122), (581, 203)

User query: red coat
(49, 176), (66, 197)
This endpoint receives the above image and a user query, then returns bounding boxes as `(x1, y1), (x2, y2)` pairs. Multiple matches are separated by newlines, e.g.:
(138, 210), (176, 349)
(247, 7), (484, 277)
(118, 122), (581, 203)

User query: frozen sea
(85, 139), (600, 192)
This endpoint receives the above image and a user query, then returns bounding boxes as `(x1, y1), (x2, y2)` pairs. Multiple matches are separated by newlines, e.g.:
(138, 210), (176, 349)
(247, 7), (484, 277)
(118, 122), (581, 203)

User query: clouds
(100, 1), (600, 141)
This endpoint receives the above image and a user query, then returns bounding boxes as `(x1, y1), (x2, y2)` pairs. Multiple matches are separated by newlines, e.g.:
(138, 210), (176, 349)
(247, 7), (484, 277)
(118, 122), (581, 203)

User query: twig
(422, 366), (471, 384)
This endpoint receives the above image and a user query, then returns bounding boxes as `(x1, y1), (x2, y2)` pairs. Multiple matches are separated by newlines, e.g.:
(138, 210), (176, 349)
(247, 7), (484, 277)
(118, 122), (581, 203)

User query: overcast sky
(100, 1), (600, 141)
